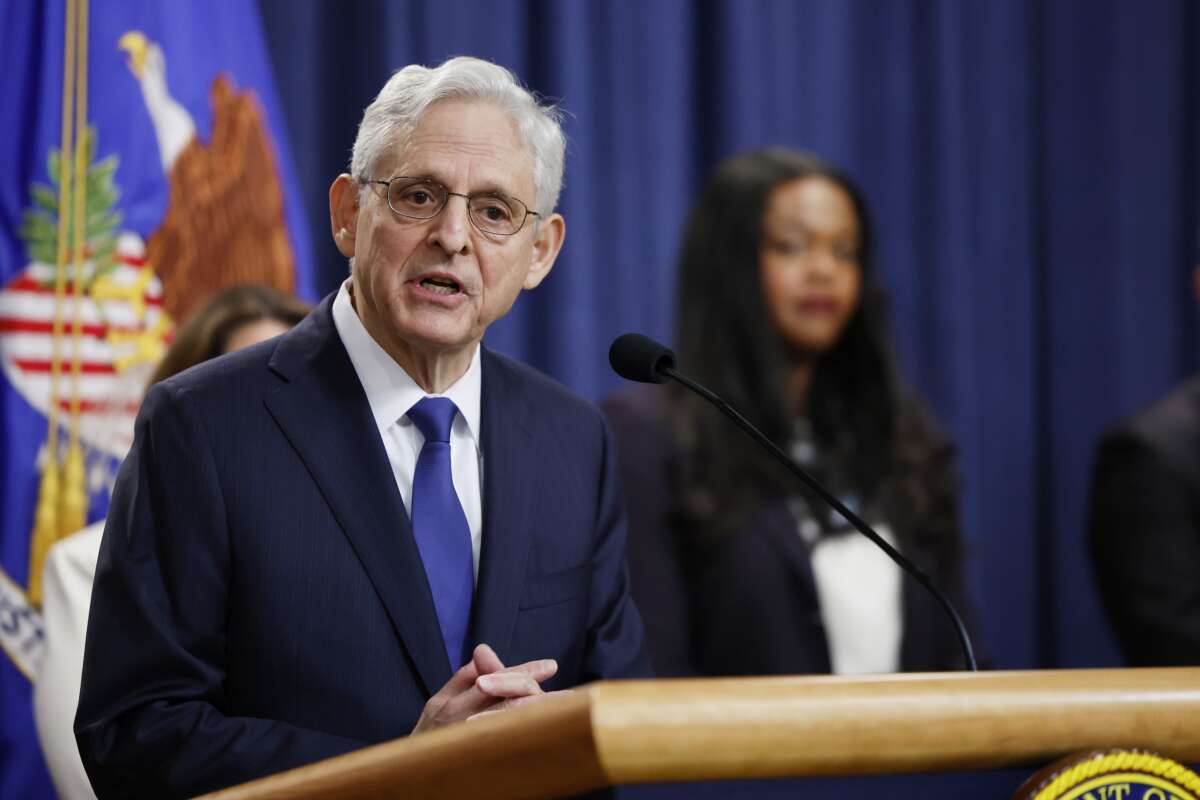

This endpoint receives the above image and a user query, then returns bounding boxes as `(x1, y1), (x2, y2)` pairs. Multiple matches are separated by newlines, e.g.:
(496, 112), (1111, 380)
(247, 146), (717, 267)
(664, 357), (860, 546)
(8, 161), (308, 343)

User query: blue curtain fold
(256, 0), (1200, 671)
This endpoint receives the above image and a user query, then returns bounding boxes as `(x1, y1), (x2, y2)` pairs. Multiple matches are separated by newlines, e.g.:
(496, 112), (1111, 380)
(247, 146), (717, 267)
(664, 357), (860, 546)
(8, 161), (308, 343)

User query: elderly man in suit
(76, 56), (649, 798)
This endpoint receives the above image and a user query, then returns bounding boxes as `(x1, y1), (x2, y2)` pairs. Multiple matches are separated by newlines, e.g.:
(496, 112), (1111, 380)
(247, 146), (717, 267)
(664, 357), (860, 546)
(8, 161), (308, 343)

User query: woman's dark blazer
(603, 386), (973, 677)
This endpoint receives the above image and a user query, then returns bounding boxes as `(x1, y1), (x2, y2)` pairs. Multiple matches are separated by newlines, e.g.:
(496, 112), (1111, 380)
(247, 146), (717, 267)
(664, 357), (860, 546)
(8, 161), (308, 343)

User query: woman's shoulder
(880, 386), (962, 541)
(893, 386), (954, 458)
(601, 385), (676, 447)
(600, 385), (685, 508)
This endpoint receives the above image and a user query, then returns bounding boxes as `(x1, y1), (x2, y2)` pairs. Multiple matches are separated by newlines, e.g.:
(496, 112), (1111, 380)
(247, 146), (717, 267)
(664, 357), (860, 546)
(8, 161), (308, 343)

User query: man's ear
(522, 213), (565, 290)
(329, 174), (360, 258)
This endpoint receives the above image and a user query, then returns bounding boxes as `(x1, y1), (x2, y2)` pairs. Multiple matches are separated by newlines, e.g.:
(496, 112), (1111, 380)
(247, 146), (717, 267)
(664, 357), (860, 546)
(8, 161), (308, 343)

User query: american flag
(0, 231), (170, 462)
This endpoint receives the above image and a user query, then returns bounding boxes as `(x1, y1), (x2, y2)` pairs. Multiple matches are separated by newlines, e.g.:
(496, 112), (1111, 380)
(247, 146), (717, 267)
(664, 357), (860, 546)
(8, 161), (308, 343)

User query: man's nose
(427, 195), (472, 255)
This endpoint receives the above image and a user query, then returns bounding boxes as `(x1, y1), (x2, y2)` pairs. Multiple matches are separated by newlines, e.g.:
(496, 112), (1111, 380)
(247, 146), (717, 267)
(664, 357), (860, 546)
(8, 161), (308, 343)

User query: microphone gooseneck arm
(661, 364), (979, 672)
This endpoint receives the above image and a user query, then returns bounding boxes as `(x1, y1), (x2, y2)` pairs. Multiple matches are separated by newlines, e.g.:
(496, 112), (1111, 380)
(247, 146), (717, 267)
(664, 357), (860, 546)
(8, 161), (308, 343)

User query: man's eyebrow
(389, 170), (443, 183)
(393, 169), (519, 197)
(470, 184), (514, 198)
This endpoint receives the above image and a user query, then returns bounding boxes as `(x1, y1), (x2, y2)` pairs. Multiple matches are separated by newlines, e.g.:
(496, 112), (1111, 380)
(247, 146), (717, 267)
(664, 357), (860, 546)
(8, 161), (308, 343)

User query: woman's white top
(790, 420), (903, 674)
(807, 522), (903, 674)
(33, 521), (103, 800)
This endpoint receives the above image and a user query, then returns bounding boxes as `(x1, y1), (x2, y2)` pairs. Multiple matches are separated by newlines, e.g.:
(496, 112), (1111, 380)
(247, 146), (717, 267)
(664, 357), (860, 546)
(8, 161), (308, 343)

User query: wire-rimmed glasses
(363, 176), (540, 236)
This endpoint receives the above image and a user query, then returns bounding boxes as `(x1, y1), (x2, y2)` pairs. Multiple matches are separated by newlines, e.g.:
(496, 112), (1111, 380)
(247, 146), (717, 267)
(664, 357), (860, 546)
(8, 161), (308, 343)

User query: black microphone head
(609, 333), (677, 384)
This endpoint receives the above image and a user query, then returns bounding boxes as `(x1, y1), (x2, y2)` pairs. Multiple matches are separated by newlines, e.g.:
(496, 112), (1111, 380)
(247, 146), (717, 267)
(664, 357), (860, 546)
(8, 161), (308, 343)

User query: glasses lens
(387, 180), (446, 219)
(469, 194), (525, 235)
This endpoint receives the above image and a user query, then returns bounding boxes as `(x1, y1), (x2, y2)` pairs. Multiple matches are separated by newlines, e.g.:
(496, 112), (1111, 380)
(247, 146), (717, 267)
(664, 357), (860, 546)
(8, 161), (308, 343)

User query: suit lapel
(264, 297), (450, 695)
(759, 501), (819, 595)
(471, 349), (536, 659)
(757, 500), (832, 669)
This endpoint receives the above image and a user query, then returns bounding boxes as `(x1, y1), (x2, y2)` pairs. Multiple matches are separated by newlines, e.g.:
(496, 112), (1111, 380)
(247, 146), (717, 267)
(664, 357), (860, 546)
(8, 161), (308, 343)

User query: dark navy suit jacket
(75, 295), (649, 798)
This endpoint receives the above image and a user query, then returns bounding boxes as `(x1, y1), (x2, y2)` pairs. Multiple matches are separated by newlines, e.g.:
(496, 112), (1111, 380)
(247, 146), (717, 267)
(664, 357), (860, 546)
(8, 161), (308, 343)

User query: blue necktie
(407, 397), (474, 669)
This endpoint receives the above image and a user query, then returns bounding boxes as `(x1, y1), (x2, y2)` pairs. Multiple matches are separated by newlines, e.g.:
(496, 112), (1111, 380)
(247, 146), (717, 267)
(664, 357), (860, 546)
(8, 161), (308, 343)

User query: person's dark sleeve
(581, 412), (652, 680)
(601, 391), (695, 676)
(886, 396), (981, 672)
(1088, 431), (1200, 665)
(75, 382), (365, 799)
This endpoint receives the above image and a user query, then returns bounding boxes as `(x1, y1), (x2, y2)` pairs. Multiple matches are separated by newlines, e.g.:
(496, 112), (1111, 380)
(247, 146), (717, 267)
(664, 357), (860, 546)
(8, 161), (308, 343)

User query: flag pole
(62, 0), (91, 539)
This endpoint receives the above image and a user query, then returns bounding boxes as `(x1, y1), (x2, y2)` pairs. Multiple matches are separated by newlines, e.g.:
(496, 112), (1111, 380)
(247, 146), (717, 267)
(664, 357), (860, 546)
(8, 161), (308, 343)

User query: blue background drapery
(256, 0), (1200, 674)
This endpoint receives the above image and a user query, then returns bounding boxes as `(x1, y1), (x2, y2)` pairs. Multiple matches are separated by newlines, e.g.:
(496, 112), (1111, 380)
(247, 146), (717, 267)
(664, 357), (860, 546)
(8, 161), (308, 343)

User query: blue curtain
(256, 0), (1200, 672)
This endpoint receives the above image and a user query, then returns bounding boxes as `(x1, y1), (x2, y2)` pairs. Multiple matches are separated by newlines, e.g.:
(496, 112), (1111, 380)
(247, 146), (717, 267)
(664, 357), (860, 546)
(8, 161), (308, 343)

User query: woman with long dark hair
(605, 148), (971, 677)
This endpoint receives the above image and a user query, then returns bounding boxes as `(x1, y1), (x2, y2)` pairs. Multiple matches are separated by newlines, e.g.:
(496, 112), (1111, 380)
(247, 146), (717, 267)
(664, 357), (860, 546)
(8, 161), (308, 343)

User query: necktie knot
(407, 396), (457, 444)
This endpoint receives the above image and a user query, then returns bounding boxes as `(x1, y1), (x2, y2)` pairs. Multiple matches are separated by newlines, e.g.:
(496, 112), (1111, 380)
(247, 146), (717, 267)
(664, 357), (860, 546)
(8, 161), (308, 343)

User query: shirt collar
(331, 279), (481, 442)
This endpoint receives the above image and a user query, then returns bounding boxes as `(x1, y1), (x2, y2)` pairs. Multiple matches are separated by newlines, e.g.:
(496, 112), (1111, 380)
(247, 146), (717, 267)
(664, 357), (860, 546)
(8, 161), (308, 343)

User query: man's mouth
(418, 276), (462, 295)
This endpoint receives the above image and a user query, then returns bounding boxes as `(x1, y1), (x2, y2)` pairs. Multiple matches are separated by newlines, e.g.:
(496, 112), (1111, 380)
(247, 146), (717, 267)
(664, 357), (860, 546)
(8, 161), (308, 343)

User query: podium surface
(204, 667), (1200, 799)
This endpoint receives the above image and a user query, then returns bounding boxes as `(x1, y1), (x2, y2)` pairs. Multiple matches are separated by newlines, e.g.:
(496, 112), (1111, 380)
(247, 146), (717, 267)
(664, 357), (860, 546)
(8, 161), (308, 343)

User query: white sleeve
(33, 522), (104, 800)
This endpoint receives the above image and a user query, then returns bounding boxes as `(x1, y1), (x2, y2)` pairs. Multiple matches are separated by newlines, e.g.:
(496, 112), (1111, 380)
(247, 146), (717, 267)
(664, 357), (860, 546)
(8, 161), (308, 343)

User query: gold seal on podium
(1015, 750), (1200, 800)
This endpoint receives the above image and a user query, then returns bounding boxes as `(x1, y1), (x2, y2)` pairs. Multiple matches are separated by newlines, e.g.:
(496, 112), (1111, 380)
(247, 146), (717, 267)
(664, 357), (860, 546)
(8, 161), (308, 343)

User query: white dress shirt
(332, 281), (484, 579)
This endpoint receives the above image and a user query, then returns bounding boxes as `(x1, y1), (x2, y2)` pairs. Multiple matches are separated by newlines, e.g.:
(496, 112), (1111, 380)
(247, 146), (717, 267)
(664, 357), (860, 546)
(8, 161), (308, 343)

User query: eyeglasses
(363, 176), (540, 236)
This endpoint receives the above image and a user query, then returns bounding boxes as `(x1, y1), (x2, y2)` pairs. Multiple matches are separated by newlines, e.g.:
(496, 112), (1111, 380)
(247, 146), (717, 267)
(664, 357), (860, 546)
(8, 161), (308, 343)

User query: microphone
(608, 332), (676, 383)
(609, 333), (978, 671)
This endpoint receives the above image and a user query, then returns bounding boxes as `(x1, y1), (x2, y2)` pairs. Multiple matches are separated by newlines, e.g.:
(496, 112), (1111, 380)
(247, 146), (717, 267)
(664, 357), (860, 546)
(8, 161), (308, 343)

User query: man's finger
(468, 643), (556, 682)
(476, 671), (544, 699)
(500, 657), (558, 682)
(423, 658), (562, 731)
(466, 698), (537, 722)
(439, 655), (481, 697)
(437, 656), (556, 718)
(437, 680), (506, 722)
(466, 690), (569, 721)
(471, 643), (506, 676)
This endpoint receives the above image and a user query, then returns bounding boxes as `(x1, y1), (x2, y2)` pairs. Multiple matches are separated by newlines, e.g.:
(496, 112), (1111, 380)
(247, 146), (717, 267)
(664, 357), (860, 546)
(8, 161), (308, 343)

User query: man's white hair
(350, 56), (566, 215)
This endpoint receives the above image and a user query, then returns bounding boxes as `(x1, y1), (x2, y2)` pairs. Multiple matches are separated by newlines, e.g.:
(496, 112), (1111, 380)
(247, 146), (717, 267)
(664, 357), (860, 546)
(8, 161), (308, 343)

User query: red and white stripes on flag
(0, 232), (169, 460)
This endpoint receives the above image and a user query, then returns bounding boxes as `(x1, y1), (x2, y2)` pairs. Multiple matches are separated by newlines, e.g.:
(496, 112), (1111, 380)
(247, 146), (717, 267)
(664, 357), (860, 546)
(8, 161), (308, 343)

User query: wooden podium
(203, 668), (1200, 799)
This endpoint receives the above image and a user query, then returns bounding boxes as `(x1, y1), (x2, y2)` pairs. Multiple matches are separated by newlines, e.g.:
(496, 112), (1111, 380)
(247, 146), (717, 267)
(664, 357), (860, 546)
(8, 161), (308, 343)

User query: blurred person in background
(1088, 265), (1200, 667)
(34, 284), (310, 800)
(605, 148), (973, 677)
